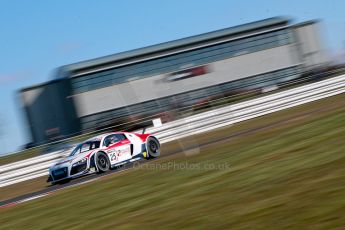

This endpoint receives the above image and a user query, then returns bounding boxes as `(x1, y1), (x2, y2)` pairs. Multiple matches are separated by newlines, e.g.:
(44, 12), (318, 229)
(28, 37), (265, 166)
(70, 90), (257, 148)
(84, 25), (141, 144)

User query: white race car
(47, 132), (160, 184)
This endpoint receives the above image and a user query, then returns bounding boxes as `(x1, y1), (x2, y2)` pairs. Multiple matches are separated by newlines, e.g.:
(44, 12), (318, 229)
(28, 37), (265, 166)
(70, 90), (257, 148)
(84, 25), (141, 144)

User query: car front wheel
(96, 152), (110, 173)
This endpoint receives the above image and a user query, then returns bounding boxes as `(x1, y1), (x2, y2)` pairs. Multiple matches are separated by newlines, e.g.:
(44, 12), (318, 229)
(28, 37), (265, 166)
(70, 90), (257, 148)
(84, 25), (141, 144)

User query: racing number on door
(108, 145), (131, 163)
(110, 152), (117, 161)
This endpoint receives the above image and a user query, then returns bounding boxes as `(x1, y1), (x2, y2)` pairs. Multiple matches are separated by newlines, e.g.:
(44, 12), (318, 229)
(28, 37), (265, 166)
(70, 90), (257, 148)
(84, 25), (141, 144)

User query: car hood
(53, 149), (96, 167)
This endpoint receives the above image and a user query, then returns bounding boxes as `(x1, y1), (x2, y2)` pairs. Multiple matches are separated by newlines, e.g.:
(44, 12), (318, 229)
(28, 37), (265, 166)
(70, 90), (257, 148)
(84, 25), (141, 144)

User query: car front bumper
(48, 162), (90, 183)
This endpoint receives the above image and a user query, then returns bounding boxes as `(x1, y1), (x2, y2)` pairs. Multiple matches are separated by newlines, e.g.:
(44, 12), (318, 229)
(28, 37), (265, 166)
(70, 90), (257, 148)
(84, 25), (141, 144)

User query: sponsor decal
(107, 149), (116, 154)
(166, 65), (209, 82)
(108, 147), (130, 162)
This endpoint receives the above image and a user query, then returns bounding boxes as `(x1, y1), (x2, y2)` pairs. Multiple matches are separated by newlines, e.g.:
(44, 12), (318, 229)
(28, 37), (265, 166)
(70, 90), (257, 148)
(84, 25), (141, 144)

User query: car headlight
(72, 157), (87, 167)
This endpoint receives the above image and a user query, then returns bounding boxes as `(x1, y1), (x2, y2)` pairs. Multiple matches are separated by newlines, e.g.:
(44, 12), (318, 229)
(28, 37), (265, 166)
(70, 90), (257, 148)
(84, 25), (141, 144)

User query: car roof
(85, 132), (124, 142)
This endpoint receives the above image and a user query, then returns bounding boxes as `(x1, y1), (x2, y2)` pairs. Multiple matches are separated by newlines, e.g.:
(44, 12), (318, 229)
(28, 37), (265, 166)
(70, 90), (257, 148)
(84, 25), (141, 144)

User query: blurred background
(1, 1), (345, 228)
(0, 1), (344, 156)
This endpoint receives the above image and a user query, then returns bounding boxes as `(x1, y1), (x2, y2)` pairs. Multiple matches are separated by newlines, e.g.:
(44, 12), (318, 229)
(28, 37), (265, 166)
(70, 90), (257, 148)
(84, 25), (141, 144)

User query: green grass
(0, 94), (343, 202)
(1, 97), (344, 229)
(0, 148), (41, 166)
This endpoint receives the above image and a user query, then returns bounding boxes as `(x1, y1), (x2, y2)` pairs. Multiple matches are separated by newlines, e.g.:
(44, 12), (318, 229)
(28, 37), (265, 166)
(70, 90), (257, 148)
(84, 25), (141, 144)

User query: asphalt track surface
(0, 103), (342, 208)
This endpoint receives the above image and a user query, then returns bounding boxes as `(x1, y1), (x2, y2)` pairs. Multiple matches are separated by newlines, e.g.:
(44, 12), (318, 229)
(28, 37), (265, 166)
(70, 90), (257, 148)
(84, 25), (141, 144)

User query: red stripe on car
(134, 133), (150, 142)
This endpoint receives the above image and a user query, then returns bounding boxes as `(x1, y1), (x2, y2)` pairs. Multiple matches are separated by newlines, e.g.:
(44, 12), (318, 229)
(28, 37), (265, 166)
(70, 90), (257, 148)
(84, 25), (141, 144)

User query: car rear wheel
(96, 152), (110, 173)
(146, 137), (160, 159)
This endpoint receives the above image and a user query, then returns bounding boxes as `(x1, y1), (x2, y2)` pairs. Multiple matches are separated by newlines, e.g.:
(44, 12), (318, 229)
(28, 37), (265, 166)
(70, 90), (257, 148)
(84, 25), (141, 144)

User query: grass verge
(1, 94), (344, 202)
(0, 94), (344, 229)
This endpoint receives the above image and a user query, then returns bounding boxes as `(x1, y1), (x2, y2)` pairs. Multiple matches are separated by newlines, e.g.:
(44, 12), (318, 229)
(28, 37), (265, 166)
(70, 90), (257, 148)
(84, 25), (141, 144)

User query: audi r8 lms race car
(47, 132), (160, 184)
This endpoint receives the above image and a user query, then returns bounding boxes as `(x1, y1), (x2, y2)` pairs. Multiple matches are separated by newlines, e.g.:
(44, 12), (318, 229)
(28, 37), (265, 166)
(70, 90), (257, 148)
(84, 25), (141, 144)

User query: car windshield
(69, 141), (101, 156)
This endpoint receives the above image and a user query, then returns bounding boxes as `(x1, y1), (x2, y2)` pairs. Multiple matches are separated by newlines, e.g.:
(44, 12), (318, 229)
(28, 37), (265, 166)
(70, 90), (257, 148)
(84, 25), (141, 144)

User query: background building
(20, 17), (326, 145)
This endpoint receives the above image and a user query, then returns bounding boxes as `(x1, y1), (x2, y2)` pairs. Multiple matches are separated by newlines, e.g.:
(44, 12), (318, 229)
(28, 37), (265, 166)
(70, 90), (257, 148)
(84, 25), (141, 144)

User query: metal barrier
(0, 75), (344, 187)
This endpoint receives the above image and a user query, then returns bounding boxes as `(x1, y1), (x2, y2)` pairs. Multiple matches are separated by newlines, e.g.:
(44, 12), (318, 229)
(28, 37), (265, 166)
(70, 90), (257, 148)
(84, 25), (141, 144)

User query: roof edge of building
(19, 79), (64, 93)
(291, 20), (320, 28)
(58, 16), (290, 75)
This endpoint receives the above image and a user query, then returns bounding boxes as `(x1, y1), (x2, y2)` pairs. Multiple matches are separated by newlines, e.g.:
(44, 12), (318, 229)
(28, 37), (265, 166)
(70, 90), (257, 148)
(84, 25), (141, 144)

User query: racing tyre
(96, 152), (110, 173)
(146, 137), (160, 159)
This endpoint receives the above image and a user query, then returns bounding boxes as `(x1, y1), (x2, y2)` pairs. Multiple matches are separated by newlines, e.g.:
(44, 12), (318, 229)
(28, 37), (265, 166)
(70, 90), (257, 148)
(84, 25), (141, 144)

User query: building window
(71, 29), (293, 93)
(79, 65), (303, 131)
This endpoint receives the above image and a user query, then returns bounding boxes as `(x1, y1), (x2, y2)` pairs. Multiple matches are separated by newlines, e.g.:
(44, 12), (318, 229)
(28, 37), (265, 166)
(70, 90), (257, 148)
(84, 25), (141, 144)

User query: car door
(103, 134), (132, 165)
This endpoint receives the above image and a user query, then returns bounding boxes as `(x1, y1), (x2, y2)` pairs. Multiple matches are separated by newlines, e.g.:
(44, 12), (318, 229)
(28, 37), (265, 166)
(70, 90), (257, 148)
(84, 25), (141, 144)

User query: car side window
(103, 134), (119, 147)
(115, 134), (127, 141)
